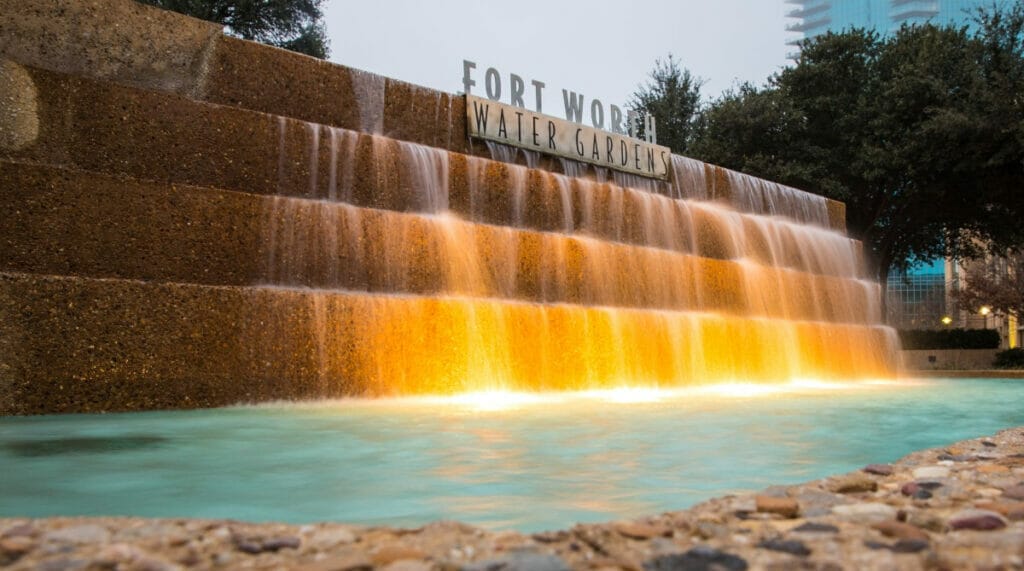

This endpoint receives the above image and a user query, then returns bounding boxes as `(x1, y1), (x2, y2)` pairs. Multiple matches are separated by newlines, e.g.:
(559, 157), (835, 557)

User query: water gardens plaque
(462, 61), (671, 180)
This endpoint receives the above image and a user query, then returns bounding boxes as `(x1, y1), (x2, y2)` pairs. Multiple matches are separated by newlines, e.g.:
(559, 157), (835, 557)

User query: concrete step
(0, 61), (848, 240)
(0, 161), (878, 324)
(0, 0), (462, 154)
(0, 271), (899, 415)
(0, 0), (846, 230)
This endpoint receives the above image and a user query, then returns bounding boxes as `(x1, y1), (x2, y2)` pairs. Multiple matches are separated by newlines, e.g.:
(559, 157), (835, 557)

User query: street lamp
(941, 316), (953, 326)
(979, 305), (992, 330)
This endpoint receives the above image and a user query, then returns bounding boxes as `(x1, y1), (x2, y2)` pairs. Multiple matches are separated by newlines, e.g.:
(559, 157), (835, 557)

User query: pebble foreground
(3, 428), (1024, 570)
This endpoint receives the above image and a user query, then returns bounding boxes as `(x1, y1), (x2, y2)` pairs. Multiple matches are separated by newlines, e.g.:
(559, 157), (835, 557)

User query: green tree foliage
(672, 4), (1024, 285)
(628, 55), (704, 154)
(994, 348), (1024, 368)
(957, 251), (1024, 322)
(137, 0), (329, 59)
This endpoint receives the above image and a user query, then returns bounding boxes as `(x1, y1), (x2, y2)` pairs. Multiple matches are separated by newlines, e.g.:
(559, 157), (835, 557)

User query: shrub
(899, 328), (1001, 350)
(994, 348), (1024, 369)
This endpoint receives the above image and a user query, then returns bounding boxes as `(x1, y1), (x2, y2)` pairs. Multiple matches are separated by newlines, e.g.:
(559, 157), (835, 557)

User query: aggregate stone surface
(4, 428), (1024, 570)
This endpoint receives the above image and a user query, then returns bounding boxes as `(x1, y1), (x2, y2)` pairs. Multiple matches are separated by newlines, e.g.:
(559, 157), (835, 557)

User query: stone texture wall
(0, 0), (871, 414)
(901, 349), (1000, 371)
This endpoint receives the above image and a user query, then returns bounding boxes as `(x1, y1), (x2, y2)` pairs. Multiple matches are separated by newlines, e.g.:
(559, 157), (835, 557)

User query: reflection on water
(1, 378), (1022, 531)
(4, 436), (167, 457)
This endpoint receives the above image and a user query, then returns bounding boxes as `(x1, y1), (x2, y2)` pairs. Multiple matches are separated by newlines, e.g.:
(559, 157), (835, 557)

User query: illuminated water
(2, 378), (1022, 531)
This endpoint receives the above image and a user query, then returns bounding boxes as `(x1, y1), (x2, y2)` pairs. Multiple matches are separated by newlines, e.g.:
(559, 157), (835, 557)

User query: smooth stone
(261, 536), (301, 551)
(830, 473), (878, 494)
(372, 546), (428, 566)
(382, 561), (434, 571)
(37, 558), (90, 571)
(831, 503), (898, 524)
(948, 510), (1007, 531)
(694, 520), (729, 539)
(1002, 484), (1024, 500)
(755, 495), (799, 518)
(891, 539), (930, 553)
(463, 552), (570, 571)
(235, 540), (262, 554)
(978, 464), (1010, 475)
(871, 521), (929, 541)
(827, 474), (876, 497)
(791, 522), (839, 534)
(310, 527), (358, 549)
(975, 501), (1024, 520)
(643, 547), (748, 571)
(0, 536), (34, 555)
(938, 454), (974, 462)
(295, 554), (373, 571)
(615, 522), (669, 540)
(912, 466), (950, 479)
(757, 538), (811, 556)
(531, 531), (569, 543)
(863, 464), (894, 476)
(793, 489), (848, 517)
(1, 524), (35, 538)
(44, 524), (111, 544)
(901, 482), (941, 497)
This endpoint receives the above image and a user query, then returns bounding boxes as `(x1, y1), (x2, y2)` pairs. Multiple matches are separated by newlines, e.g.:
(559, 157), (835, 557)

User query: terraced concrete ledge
(3, 427), (1024, 570)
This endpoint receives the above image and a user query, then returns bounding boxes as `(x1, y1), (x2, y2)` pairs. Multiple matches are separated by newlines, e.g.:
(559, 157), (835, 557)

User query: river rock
(871, 520), (929, 541)
(382, 561), (434, 571)
(890, 539), (930, 553)
(614, 522), (669, 540)
(372, 546), (428, 566)
(793, 489), (848, 517)
(830, 473), (878, 494)
(1002, 484), (1024, 500)
(754, 495), (799, 518)
(832, 503), (898, 524)
(912, 466), (950, 479)
(978, 464), (1010, 474)
(790, 522), (839, 534)
(464, 552), (570, 571)
(44, 525), (111, 545)
(757, 538), (810, 556)
(975, 501), (1024, 520)
(863, 464), (894, 476)
(310, 527), (358, 549)
(0, 536), (34, 564)
(948, 510), (1007, 531)
(643, 546), (747, 571)
(295, 554), (373, 571)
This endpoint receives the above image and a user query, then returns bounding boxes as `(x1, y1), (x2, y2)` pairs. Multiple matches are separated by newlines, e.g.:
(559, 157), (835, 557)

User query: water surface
(1, 378), (1021, 531)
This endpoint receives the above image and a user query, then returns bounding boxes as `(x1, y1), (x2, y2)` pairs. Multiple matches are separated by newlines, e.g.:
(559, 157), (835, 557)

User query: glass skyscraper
(785, 0), (991, 56)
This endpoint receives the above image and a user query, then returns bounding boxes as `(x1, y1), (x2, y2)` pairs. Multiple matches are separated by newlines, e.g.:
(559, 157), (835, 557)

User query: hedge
(899, 328), (1001, 350)
(994, 348), (1024, 369)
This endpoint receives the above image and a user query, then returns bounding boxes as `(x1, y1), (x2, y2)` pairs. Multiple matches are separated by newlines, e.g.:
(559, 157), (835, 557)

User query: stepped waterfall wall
(0, 0), (899, 414)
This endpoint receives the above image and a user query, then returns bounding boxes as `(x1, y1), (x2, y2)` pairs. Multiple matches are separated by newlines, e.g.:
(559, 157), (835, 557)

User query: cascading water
(260, 119), (898, 396)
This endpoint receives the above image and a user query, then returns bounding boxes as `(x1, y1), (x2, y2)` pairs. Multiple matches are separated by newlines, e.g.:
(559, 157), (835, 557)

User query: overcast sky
(324, 0), (793, 116)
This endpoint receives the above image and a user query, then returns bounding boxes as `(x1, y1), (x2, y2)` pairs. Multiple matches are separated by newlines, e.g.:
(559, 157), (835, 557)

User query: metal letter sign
(466, 96), (670, 180)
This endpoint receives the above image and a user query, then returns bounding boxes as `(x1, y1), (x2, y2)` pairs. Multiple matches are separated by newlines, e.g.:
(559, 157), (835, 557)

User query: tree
(957, 251), (1024, 322)
(685, 12), (1024, 287)
(137, 0), (330, 59)
(628, 55), (704, 154)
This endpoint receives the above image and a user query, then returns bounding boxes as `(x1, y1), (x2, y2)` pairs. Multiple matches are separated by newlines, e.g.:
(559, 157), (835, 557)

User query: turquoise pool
(1, 378), (1022, 532)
